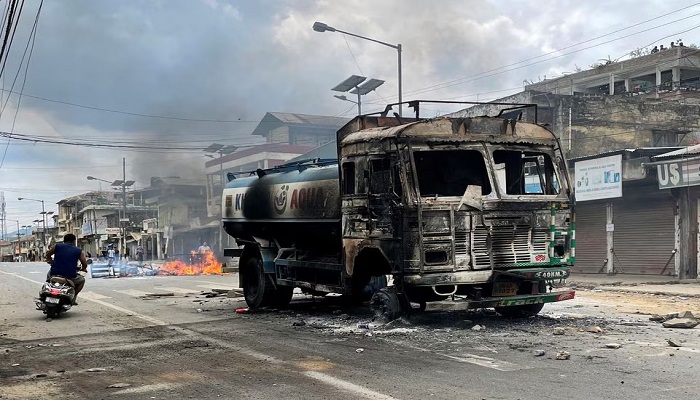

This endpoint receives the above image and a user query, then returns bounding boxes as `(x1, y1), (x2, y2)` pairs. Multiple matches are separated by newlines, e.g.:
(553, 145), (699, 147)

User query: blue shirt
(49, 243), (82, 279)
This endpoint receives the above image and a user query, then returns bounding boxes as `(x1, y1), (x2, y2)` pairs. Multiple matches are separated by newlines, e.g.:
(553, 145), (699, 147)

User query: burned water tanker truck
(223, 101), (575, 320)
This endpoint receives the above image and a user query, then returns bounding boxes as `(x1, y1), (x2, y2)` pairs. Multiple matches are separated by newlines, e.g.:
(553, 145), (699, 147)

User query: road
(2, 262), (700, 400)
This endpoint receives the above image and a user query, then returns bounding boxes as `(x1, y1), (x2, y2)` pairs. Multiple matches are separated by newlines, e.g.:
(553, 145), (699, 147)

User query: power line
(0, 0), (41, 170)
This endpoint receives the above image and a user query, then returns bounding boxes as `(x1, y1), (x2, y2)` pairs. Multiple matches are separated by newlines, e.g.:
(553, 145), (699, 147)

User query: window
(493, 150), (560, 195)
(413, 150), (491, 196)
(368, 158), (402, 196)
(369, 159), (391, 194)
(342, 162), (355, 194)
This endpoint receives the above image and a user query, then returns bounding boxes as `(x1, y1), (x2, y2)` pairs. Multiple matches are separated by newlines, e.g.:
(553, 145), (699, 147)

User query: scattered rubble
(586, 326), (604, 333)
(292, 320), (306, 327)
(662, 318), (699, 329)
(555, 351), (570, 360)
(552, 327), (566, 335)
(107, 383), (132, 389)
(471, 325), (483, 331)
(143, 292), (175, 298)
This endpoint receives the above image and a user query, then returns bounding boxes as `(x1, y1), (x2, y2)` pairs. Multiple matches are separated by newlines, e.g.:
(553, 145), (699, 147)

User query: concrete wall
(451, 91), (700, 159)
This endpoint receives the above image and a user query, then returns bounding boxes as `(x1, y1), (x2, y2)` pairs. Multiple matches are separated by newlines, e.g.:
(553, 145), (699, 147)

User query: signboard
(657, 159), (700, 189)
(574, 155), (622, 201)
(105, 227), (121, 234)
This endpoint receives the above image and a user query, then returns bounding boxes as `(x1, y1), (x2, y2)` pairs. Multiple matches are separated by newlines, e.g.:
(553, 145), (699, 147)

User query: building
(524, 46), (700, 98)
(143, 177), (213, 260)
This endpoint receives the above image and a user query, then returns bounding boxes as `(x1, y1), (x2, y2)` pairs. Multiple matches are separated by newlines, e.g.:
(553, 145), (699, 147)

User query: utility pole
(122, 157), (127, 260)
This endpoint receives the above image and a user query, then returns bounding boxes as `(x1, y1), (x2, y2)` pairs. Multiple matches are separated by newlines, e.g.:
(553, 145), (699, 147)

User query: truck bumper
(454, 289), (575, 309)
(403, 267), (571, 286)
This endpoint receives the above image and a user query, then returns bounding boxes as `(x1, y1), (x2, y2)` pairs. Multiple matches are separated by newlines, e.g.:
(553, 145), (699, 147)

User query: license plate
(45, 297), (60, 304)
(492, 282), (518, 297)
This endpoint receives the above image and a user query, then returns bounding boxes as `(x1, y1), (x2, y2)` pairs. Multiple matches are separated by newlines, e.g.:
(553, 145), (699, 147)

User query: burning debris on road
(157, 251), (222, 276)
(89, 251), (223, 278)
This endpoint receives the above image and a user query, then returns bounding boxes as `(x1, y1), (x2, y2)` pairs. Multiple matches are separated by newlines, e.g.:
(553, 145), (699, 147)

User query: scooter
(36, 276), (76, 319)
(36, 259), (91, 319)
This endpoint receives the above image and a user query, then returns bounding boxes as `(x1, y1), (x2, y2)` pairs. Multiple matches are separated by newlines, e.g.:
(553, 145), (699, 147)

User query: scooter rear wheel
(46, 306), (58, 319)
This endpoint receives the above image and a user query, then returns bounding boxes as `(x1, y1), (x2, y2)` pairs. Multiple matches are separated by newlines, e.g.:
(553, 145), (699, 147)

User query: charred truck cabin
(222, 101), (575, 319)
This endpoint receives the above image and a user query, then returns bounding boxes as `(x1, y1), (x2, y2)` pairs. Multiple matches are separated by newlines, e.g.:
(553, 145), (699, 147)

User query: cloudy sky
(1, 0), (698, 232)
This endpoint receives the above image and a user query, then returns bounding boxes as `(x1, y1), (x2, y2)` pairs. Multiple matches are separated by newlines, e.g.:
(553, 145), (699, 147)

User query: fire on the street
(157, 251), (222, 275)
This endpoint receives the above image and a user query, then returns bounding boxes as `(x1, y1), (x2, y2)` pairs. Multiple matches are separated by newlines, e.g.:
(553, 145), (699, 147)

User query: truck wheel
(495, 303), (545, 318)
(370, 287), (402, 322)
(242, 256), (275, 309)
(273, 286), (294, 308)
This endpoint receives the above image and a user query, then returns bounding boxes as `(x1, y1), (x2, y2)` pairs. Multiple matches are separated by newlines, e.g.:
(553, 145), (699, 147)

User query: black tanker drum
(222, 164), (341, 249)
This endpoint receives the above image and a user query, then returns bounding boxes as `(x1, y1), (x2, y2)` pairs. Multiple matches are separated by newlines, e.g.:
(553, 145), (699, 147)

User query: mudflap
(455, 289), (575, 309)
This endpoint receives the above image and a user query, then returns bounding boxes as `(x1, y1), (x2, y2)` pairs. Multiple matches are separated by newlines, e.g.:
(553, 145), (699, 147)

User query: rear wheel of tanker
(242, 256), (275, 309)
(370, 286), (402, 322)
(495, 303), (545, 318)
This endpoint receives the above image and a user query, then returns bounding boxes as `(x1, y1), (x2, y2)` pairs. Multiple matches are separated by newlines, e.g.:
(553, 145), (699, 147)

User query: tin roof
(653, 144), (700, 159)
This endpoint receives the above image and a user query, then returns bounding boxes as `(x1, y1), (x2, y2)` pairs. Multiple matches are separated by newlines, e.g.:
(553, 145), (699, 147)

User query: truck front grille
(471, 225), (549, 269)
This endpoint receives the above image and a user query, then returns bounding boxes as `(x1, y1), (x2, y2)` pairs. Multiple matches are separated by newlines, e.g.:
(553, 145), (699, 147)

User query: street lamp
(86, 158), (135, 259)
(18, 197), (47, 257)
(331, 75), (384, 115)
(313, 21), (403, 116)
(204, 143), (238, 187)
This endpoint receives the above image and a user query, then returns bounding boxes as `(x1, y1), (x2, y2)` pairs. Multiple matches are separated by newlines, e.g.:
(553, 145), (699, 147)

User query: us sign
(657, 159), (700, 189)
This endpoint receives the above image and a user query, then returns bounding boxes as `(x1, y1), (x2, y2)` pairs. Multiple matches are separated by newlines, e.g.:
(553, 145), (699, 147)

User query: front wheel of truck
(370, 287), (402, 322)
(242, 255), (275, 309)
(494, 303), (545, 318)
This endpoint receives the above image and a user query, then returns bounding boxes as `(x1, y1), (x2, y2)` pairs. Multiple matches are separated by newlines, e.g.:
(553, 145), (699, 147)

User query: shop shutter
(573, 202), (608, 274)
(612, 191), (676, 275)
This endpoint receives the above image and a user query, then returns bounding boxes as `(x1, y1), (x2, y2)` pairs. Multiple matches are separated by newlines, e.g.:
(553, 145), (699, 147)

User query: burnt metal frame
(367, 100), (539, 123)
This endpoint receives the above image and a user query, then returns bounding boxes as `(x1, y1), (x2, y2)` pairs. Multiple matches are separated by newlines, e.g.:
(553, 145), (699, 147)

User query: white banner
(105, 227), (121, 234)
(574, 154), (622, 201)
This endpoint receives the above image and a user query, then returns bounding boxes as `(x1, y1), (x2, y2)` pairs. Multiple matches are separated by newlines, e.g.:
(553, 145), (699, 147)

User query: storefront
(571, 149), (680, 277)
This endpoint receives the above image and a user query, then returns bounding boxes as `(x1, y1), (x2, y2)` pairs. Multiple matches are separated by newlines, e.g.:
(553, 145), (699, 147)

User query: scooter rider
(45, 234), (88, 305)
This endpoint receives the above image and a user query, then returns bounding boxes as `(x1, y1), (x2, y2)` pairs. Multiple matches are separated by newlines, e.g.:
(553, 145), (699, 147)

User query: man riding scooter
(45, 234), (89, 305)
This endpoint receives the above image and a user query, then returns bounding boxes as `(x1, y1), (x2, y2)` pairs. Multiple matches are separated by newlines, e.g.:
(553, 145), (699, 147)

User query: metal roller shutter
(612, 192), (675, 275)
(573, 202), (608, 274)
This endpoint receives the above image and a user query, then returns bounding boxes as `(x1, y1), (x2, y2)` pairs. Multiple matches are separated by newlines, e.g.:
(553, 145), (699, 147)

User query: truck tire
(494, 303), (545, 318)
(370, 286), (402, 322)
(242, 256), (275, 309)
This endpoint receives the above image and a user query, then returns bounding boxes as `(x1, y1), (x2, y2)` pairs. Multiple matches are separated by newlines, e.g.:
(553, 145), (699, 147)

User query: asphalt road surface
(2, 262), (700, 400)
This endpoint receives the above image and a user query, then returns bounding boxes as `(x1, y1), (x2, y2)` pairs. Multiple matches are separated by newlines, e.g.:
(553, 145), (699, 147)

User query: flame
(157, 250), (222, 276)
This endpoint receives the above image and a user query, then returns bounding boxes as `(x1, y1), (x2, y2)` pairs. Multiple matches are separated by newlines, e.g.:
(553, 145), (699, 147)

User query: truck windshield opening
(413, 150), (492, 197)
(493, 150), (560, 195)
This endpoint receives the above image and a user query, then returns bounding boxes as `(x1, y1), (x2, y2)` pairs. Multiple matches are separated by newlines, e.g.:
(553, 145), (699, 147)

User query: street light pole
(122, 157), (127, 260)
(313, 21), (403, 116)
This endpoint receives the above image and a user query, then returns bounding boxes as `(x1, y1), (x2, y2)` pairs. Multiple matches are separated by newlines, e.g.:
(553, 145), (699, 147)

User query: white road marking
(1, 270), (401, 399)
(304, 371), (399, 400)
(382, 338), (527, 372)
(80, 291), (111, 300)
(443, 353), (523, 372)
